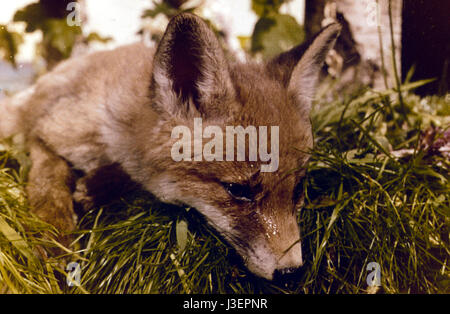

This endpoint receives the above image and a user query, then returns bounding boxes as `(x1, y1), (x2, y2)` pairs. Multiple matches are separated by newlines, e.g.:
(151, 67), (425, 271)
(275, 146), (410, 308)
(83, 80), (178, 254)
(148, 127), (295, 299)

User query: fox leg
(26, 138), (76, 249)
(73, 163), (137, 212)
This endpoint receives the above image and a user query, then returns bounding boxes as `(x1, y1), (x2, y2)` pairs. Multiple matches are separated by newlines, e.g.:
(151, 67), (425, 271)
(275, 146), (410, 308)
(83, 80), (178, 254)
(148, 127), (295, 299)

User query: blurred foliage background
(0, 0), (304, 69)
(0, 0), (113, 69)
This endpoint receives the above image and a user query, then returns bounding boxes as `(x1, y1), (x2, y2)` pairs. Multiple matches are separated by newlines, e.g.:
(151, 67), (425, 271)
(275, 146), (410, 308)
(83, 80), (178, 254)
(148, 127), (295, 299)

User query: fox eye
(222, 183), (254, 202)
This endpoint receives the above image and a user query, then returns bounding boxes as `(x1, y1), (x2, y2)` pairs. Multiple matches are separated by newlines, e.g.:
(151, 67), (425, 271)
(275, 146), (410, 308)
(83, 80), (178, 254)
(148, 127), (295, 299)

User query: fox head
(144, 13), (340, 280)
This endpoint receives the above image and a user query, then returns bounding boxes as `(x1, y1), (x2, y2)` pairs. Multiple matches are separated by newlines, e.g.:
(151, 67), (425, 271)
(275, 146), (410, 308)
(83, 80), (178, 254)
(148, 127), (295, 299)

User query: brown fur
(0, 13), (340, 280)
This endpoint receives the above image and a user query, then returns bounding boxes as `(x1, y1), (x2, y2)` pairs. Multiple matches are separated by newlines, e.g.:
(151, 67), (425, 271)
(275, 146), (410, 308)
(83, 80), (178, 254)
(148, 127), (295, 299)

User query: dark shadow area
(402, 0), (450, 96)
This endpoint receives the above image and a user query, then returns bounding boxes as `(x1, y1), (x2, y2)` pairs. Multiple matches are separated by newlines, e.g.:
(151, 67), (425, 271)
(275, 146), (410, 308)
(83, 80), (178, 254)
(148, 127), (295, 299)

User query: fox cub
(0, 13), (340, 280)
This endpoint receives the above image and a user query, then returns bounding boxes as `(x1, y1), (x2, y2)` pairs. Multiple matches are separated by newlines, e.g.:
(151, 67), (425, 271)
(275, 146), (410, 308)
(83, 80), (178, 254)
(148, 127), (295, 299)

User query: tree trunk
(304, 0), (403, 92)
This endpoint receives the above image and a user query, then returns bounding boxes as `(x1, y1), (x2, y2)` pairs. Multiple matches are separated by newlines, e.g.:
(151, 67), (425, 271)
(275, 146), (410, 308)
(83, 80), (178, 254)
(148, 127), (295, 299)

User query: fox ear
(151, 13), (235, 118)
(267, 23), (341, 114)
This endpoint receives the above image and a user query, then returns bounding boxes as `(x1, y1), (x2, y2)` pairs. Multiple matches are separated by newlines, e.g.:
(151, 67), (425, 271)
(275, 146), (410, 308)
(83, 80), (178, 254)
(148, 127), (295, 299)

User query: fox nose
(277, 241), (303, 268)
(272, 241), (303, 283)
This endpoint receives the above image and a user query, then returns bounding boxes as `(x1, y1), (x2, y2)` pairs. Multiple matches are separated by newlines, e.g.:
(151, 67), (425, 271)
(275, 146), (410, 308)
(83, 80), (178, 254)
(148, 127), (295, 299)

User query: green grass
(0, 84), (449, 294)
